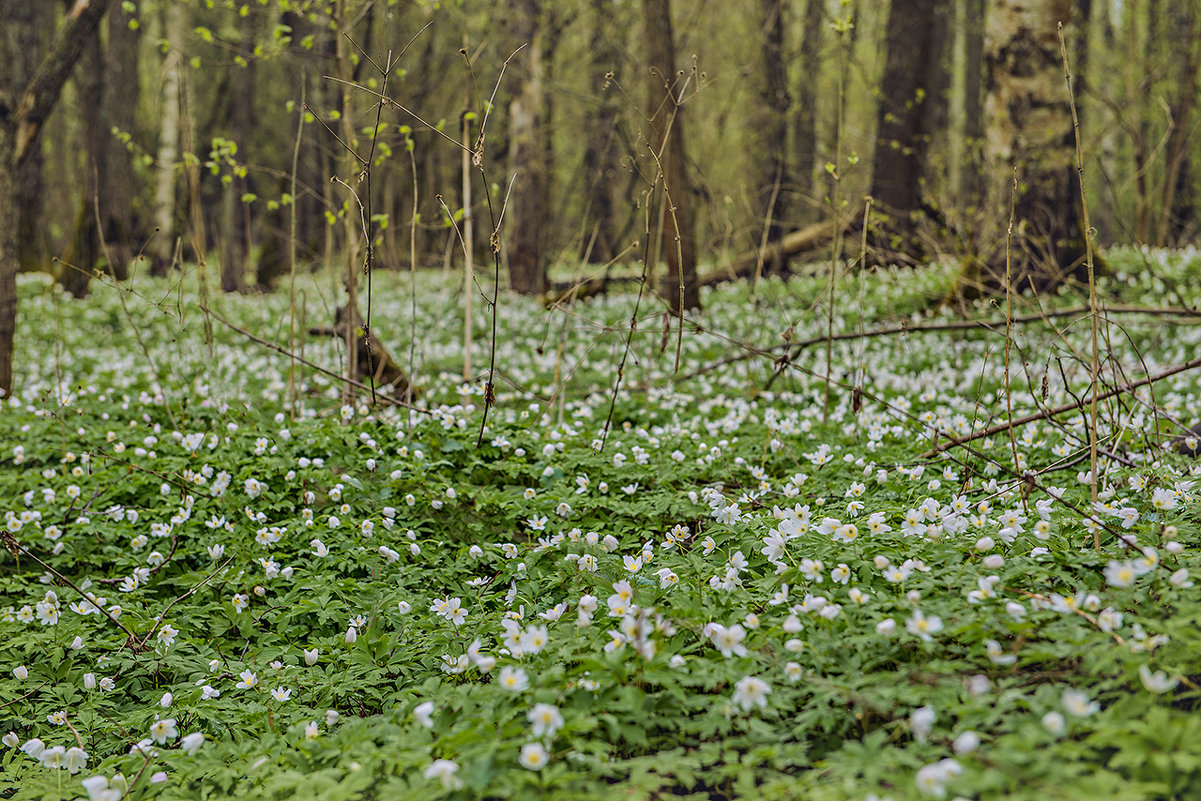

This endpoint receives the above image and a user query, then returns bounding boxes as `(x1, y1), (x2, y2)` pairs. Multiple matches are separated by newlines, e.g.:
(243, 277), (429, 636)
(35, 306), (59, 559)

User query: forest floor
(2, 247), (1201, 801)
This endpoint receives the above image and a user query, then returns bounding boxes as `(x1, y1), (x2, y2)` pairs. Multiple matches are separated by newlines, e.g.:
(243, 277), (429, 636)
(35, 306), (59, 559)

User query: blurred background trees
(2, 0), (1200, 395)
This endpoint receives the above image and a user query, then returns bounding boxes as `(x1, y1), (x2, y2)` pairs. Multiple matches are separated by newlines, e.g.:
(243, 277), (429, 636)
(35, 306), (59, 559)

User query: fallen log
(543, 218), (848, 304)
(701, 219), (844, 287)
(309, 305), (414, 398)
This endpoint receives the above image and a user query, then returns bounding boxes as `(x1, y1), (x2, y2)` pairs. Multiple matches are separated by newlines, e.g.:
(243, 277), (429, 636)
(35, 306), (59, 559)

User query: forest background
(0, 0), (1199, 398)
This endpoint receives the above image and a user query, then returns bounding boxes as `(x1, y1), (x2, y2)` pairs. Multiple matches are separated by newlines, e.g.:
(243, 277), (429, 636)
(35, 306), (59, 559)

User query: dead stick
(924, 352), (1201, 457)
(199, 305), (426, 413)
(677, 304), (1201, 385)
(0, 533), (137, 644)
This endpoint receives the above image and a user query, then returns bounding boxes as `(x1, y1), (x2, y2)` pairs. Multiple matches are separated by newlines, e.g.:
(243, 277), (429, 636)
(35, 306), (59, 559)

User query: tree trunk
(219, 16), (259, 293)
(0, 0), (114, 396)
(11, 1), (50, 274)
(752, 0), (791, 256)
(1129, 0), (1151, 242)
(1073, 0), (1090, 126)
(868, 0), (949, 259)
(1155, 0), (1200, 245)
(794, 0), (823, 222)
(61, 31), (106, 299)
(0, 139), (15, 398)
(970, 0), (1085, 295)
(643, 0), (699, 312)
(102, 3), (140, 280)
(150, 2), (184, 276)
(507, 0), (550, 295)
(961, 0), (987, 213)
(579, 0), (623, 264)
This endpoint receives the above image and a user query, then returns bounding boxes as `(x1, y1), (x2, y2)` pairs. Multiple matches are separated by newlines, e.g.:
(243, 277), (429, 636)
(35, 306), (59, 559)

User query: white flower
(498, 665), (529, 692)
(304, 648), (319, 666)
(80, 774), (128, 801)
(180, 732), (205, 754)
(1138, 664), (1179, 694)
(271, 687), (292, 702)
(952, 730), (980, 754)
(1150, 487), (1177, 510)
(149, 718), (178, 745)
(1096, 608), (1123, 632)
(1042, 710), (1066, 735)
(64, 746), (89, 774)
(906, 609), (943, 642)
(442, 597), (468, 626)
(984, 639), (1016, 666)
(915, 758), (960, 798)
(528, 703), (564, 739)
(13, 665), (27, 680)
(423, 759), (463, 790)
(156, 624), (179, 648)
(910, 706), (935, 742)
(39, 746), (67, 769)
(521, 625), (549, 654)
(414, 701), (435, 728)
(875, 617), (896, 636)
(235, 669), (258, 689)
(709, 623), (748, 658)
(1061, 688), (1099, 717)
(519, 742), (549, 770)
(731, 675), (771, 713)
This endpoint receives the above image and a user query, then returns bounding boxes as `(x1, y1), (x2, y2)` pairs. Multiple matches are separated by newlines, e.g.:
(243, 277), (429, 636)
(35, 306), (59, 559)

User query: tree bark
(965, 0), (1085, 295)
(219, 15), (260, 293)
(1155, 0), (1200, 245)
(579, 0), (623, 264)
(961, 0), (987, 213)
(149, 2), (185, 275)
(643, 0), (699, 312)
(752, 0), (791, 254)
(868, 0), (949, 259)
(0, 0), (115, 396)
(794, 0), (823, 222)
(506, 0), (550, 295)
(61, 30), (105, 299)
(11, 1), (50, 274)
(102, 3), (140, 280)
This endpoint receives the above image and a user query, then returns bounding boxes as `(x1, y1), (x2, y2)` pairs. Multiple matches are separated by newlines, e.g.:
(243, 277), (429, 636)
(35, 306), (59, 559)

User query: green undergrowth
(2, 246), (1201, 801)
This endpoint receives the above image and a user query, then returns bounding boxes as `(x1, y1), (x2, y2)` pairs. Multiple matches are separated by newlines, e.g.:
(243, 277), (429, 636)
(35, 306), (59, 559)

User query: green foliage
(2, 251), (1201, 799)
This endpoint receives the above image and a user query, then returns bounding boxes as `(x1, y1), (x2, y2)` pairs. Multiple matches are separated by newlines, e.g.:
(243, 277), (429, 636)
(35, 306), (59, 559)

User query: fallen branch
(309, 305), (415, 398)
(701, 219), (842, 288)
(138, 556), (235, 651)
(0, 531), (138, 647)
(200, 305), (426, 411)
(670, 304), (1201, 385)
(544, 220), (844, 304)
(923, 352), (1201, 457)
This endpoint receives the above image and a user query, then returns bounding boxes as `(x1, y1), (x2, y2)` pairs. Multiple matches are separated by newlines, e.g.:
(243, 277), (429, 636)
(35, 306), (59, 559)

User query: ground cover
(2, 248), (1201, 801)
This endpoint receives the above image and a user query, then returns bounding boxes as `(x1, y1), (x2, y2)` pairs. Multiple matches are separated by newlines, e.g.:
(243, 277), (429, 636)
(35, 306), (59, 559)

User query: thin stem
(289, 78), (305, 420)
(1003, 168), (1026, 512)
(1059, 23), (1101, 548)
